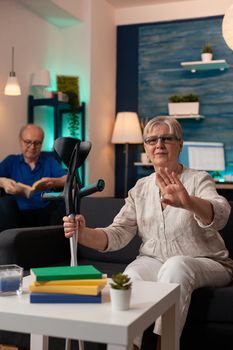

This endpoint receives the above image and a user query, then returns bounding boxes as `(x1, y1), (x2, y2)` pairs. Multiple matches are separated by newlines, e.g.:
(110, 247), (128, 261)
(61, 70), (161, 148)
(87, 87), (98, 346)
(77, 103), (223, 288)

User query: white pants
(124, 255), (232, 343)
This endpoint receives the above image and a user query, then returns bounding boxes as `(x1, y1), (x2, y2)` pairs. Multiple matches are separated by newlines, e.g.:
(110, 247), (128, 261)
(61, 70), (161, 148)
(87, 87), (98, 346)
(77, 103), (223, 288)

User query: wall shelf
(158, 115), (205, 120)
(181, 60), (229, 72)
(134, 162), (153, 167)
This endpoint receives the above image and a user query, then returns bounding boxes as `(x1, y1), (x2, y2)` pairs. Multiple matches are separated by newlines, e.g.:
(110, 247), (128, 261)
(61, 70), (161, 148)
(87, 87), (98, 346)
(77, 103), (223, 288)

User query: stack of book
(28, 265), (107, 303)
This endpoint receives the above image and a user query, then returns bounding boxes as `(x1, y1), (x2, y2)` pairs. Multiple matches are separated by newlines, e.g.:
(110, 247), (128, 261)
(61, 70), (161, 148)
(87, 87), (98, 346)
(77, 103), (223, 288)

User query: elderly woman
(63, 116), (233, 350)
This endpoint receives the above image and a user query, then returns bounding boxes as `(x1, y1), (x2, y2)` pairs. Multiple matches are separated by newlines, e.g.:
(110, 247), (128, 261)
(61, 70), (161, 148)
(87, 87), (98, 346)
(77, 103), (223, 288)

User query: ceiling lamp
(4, 46), (21, 96)
(222, 4), (233, 50)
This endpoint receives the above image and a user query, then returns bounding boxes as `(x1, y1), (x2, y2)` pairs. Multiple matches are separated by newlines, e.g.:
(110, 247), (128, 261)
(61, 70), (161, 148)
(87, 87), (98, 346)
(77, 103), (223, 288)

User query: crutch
(42, 137), (105, 350)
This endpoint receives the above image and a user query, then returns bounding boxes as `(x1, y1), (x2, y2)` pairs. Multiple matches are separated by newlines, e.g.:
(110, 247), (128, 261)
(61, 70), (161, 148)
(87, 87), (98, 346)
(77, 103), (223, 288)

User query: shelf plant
(56, 75), (80, 138)
(66, 90), (80, 137)
(201, 43), (213, 62)
(168, 94), (199, 116)
(169, 94), (199, 103)
(202, 43), (213, 54)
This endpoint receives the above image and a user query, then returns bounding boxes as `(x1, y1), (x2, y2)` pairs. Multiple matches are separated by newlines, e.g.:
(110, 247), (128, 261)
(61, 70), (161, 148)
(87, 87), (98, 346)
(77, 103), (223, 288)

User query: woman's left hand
(156, 167), (191, 209)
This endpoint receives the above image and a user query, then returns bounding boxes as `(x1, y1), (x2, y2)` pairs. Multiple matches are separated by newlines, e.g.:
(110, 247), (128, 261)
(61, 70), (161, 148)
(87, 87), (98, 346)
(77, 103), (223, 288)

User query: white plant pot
(168, 102), (199, 116)
(141, 152), (150, 164)
(110, 288), (132, 311)
(201, 53), (213, 62)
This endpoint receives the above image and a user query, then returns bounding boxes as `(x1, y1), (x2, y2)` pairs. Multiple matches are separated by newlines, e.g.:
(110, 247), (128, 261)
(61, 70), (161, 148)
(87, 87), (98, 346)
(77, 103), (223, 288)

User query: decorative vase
(110, 288), (132, 311)
(201, 53), (213, 62)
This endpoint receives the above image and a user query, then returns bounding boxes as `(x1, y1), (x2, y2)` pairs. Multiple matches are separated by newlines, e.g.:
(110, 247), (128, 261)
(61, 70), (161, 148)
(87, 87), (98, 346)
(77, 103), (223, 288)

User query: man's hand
(0, 178), (18, 195)
(35, 175), (67, 190)
(33, 177), (54, 190)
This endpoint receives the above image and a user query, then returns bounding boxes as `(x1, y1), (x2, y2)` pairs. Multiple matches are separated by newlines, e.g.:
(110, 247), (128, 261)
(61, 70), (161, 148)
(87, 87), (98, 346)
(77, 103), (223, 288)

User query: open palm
(156, 168), (190, 209)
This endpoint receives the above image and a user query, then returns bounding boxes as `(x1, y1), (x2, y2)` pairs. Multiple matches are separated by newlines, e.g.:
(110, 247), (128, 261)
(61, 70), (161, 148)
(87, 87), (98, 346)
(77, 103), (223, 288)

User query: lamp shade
(31, 69), (51, 86)
(222, 4), (233, 50)
(4, 75), (21, 96)
(111, 112), (143, 144)
(4, 47), (21, 96)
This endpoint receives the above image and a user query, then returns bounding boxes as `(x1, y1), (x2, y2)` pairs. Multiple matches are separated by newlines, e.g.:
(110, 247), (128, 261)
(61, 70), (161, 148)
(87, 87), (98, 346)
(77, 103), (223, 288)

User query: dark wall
(116, 16), (233, 197)
(115, 25), (139, 197)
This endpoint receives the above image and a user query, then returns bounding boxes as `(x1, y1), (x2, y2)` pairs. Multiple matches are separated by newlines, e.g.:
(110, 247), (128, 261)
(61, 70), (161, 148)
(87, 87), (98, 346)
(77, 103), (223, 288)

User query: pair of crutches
(42, 137), (105, 350)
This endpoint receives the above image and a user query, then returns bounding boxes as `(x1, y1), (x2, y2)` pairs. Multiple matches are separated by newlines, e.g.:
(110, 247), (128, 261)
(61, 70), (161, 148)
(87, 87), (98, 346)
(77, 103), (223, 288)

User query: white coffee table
(0, 276), (180, 350)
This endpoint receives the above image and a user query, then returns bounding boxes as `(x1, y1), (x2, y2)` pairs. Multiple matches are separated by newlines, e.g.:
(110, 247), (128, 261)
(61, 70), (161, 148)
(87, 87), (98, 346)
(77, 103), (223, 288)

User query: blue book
(30, 292), (102, 303)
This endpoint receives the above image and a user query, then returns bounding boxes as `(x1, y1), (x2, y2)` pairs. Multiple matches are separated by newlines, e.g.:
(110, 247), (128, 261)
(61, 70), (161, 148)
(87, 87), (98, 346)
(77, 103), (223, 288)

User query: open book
(15, 178), (48, 199)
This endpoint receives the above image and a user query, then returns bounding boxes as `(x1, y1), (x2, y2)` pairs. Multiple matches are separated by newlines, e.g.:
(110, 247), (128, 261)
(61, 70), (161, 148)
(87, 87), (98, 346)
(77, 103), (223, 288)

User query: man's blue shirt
(0, 153), (66, 210)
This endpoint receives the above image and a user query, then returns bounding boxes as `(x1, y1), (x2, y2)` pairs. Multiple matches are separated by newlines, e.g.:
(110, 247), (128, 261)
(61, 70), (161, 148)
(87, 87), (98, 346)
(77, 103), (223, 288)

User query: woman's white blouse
(101, 167), (232, 267)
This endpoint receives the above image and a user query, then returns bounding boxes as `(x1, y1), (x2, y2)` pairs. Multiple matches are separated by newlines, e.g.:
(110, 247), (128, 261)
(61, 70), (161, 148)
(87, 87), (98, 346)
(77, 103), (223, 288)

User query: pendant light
(222, 3), (233, 50)
(4, 46), (21, 96)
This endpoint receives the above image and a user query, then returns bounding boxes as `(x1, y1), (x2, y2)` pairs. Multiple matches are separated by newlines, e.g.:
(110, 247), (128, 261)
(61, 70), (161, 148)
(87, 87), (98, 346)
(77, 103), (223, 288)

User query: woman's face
(144, 124), (183, 170)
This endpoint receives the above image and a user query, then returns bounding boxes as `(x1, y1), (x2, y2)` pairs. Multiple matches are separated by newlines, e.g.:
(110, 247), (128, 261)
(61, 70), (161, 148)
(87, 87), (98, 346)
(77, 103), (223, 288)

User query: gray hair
(19, 124), (44, 140)
(143, 116), (183, 140)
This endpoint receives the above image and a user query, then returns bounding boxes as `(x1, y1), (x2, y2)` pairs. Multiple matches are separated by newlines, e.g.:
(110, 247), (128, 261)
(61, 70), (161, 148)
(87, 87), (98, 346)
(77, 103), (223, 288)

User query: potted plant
(109, 273), (132, 310)
(168, 93), (199, 116)
(66, 91), (80, 137)
(201, 43), (213, 62)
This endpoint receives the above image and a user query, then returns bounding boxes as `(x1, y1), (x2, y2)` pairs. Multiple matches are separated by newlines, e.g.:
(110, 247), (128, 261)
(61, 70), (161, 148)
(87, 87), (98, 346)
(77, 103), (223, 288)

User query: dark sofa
(0, 196), (232, 350)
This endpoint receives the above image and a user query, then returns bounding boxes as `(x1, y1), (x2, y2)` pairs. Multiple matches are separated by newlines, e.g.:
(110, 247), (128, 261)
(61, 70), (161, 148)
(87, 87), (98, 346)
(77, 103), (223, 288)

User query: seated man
(0, 124), (67, 230)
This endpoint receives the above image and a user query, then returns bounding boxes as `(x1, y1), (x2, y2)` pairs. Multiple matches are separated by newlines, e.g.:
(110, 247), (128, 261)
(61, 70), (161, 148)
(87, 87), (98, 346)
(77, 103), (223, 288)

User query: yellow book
(28, 283), (105, 295)
(15, 178), (48, 199)
(32, 277), (107, 287)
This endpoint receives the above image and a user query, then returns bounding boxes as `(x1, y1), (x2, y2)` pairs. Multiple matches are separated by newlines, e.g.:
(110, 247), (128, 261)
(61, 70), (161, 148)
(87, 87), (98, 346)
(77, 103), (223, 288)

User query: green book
(30, 265), (102, 282)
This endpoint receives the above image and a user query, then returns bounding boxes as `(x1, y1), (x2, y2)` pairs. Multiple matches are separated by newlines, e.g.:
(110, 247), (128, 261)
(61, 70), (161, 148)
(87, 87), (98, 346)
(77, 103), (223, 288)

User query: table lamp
(111, 112), (143, 197)
(31, 69), (51, 98)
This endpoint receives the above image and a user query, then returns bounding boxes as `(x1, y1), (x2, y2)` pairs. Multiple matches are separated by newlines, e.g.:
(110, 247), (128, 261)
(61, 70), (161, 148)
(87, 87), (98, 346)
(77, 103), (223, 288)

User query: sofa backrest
(80, 197), (125, 228)
(219, 201), (233, 259)
(78, 197), (233, 262)
(78, 197), (141, 264)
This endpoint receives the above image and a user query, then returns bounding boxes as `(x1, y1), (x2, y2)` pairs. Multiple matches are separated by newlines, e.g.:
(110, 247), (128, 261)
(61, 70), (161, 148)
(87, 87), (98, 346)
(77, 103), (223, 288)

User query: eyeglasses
(144, 134), (180, 146)
(22, 139), (43, 147)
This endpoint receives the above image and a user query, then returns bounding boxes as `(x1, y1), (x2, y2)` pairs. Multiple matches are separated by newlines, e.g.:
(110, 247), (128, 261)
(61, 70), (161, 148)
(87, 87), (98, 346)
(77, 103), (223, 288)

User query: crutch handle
(41, 192), (64, 201)
(68, 214), (78, 266)
(79, 179), (105, 198)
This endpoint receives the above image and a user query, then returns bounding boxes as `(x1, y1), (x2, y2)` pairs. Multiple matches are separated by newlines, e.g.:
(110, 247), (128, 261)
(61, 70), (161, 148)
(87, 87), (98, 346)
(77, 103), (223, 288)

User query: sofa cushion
(80, 196), (125, 227)
(187, 283), (233, 323)
(0, 226), (69, 269)
(0, 195), (21, 231)
(77, 236), (141, 265)
(78, 197), (142, 264)
(77, 258), (128, 276)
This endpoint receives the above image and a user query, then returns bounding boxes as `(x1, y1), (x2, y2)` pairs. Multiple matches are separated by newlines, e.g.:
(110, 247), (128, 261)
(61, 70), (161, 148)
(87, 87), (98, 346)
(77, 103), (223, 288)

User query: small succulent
(110, 273), (132, 290)
(202, 43), (213, 54)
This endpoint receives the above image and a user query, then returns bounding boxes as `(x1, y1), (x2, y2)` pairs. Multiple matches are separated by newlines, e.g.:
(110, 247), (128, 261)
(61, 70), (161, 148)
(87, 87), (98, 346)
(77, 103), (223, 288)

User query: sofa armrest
(0, 225), (70, 269)
(219, 201), (233, 259)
